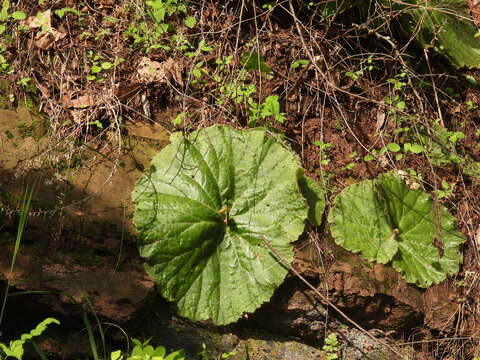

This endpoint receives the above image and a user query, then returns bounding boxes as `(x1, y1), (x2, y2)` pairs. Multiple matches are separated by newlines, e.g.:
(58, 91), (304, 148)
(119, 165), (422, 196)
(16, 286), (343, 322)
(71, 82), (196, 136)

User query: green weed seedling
(290, 59), (310, 69)
(184, 16), (196, 28)
(345, 55), (376, 81)
(240, 51), (272, 75)
(413, 120), (465, 166)
(433, 180), (456, 199)
(54, 7), (82, 19)
(124, 0), (192, 52)
(0, 0), (26, 73)
(322, 333), (339, 360)
(16, 77), (31, 87)
(248, 95), (286, 125)
(94, 28), (111, 41)
(212, 55), (233, 80)
(86, 51), (124, 82)
(171, 112), (185, 126)
(190, 61), (208, 84)
(313, 141), (334, 165)
(218, 77), (256, 105)
(342, 151), (360, 170)
(111, 338), (185, 360)
(0, 0), (26, 34)
(146, 0), (187, 23)
(0, 318), (60, 360)
(198, 343), (237, 360)
(0, 52), (12, 74)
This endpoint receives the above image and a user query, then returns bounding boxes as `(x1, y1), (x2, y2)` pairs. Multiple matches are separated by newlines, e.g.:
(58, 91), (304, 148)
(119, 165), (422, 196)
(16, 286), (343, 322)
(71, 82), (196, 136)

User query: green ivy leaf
(328, 172), (464, 287)
(133, 126), (307, 324)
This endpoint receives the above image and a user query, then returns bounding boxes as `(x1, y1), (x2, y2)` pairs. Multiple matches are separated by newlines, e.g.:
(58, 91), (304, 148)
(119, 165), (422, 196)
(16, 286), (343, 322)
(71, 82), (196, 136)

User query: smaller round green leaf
(328, 172), (465, 287)
(133, 125), (307, 324)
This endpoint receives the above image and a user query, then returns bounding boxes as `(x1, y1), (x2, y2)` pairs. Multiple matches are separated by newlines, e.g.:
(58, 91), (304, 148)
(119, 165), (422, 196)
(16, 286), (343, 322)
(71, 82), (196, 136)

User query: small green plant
(198, 343), (237, 360)
(94, 28), (111, 41)
(345, 55), (376, 80)
(433, 180), (455, 199)
(248, 95), (286, 125)
(240, 51), (272, 75)
(0, 318), (60, 360)
(190, 61), (208, 83)
(184, 16), (196, 28)
(0, 51), (12, 73)
(0, 0), (26, 34)
(385, 94), (406, 112)
(413, 120), (465, 166)
(146, 0), (187, 23)
(290, 59), (310, 69)
(387, 71), (407, 90)
(218, 78), (256, 105)
(313, 141), (334, 165)
(111, 338), (185, 360)
(322, 333), (339, 360)
(124, 0), (192, 52)
(86, 51), (124, 81)
(54, 7), (82, 18)
(171, 112), (185, 126)
(342, 151), (360, 170)
(16, 77), (31, 87)
(465, 100), (477, 110)
(403, 142), (424, 154)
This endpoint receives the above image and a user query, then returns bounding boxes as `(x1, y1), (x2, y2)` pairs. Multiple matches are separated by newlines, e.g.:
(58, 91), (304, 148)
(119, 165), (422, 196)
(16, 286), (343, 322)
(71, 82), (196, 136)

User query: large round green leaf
(132, 125), (307, 324)
(328, 172), (464, 288)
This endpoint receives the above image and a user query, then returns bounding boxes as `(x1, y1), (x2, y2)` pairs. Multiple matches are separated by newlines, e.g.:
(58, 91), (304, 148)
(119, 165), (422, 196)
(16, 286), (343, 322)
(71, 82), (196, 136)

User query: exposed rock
(339, 328), (411, 360)
(238, 338), (327, 360)
(250, 278), (335, 344)
(0, 108), (166, 321)
(0, 241), (155, 321)
(424, 283), (459, 331)
(324, 245), (424, 332)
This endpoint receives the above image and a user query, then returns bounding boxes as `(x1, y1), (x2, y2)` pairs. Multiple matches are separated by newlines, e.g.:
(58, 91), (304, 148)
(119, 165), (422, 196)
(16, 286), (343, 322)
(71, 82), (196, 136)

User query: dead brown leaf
(63, 94), (100, 108)
(23, 10), (66, 50)
(137, 57), (168, 83)
(136, 57), (184, 86)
